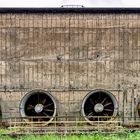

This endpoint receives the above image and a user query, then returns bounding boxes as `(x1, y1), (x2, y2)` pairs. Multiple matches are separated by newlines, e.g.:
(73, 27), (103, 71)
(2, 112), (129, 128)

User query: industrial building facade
(0, 8), (140, 128)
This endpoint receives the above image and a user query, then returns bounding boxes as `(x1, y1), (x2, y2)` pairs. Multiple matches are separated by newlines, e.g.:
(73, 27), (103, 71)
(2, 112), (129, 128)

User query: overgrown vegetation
(1, 131), (140, 140)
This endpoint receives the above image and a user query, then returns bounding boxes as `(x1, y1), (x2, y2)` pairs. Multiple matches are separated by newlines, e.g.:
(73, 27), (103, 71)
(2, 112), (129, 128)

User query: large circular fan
(81, 90), (118, 124)
(20, 90), (56, 123)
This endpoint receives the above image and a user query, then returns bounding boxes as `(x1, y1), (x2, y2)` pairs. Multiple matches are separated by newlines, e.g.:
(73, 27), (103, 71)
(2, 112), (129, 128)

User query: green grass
(1, 128), (140, 140)
(0, 132), (140, 140)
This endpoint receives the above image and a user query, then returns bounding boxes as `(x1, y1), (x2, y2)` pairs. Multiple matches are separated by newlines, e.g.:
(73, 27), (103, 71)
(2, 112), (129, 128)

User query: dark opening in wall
(137, 102), (140, 117)
(20, 90), (56, 123)
(81, 90), (118, 125)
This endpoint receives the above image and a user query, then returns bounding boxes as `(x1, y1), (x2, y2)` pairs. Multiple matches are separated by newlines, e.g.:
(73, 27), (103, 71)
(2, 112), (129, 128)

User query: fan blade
(99, 92), (101, 102)
(26, 105), (34, 110)
(44, 109), (54, 112)
(44, 103), (53, 108)
(42, 112), (49, 116)
(101, 97), (107, 104)
(104, 102), (112, 107)
(37, 94), (40, 104)
(31, 95), (38, 105)
(89, 98), (95, 106)
(104, 109), (113, 112)
(95, 100), (98, 104)
(103, 113), (108, 116)
(88, 112), (93, 116)
(40, 98), (46, 105)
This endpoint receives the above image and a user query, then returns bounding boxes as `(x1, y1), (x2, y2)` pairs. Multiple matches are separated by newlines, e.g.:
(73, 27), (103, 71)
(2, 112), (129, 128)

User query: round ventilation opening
(81, 90), (118, 124)
(20, 90), (56, 123)
(137, 102), (140, 117)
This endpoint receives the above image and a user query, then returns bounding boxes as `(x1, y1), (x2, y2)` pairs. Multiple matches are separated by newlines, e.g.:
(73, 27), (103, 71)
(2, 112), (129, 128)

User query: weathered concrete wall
(0, 13), (140, 90)
(0, 13), (140, 124)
